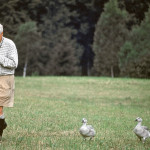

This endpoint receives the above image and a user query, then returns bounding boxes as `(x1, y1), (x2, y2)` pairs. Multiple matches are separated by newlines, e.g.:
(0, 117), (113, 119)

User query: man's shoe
(0, 119), (7, 141)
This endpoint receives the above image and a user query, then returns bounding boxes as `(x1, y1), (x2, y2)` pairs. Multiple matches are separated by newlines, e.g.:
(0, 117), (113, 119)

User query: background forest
(0, 0), (150, 78)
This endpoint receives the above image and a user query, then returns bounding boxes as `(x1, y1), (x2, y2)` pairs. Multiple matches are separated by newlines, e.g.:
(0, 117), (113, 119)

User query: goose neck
(137, 122), (142, 126)
(83, 123), (87, 126)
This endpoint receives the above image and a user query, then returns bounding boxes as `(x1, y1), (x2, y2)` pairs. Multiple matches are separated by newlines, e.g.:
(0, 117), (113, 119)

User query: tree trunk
(111, 66), (114, 78)
(23, 58), (28, 77)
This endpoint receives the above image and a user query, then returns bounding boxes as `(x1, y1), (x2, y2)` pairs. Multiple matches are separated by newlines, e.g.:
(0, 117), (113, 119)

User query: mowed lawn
(1, 76), (150, 150)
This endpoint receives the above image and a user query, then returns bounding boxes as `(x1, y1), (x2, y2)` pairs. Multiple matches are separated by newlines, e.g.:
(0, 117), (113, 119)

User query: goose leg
(142, 137), (145, 143)
(81, 138), (86, 142)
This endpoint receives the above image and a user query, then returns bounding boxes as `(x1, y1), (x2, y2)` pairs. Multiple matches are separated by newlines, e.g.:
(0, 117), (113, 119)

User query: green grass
(1, 76), (150, 150)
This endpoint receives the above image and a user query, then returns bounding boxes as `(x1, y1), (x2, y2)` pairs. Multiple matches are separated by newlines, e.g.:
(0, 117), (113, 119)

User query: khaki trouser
(0, 75), (15, 107)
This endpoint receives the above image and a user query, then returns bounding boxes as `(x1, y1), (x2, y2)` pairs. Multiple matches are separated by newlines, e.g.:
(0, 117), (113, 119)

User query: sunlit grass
(1, 76), (150, 149)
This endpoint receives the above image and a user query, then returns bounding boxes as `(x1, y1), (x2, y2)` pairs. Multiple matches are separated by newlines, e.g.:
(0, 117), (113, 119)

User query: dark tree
(45, 30), (79, 75)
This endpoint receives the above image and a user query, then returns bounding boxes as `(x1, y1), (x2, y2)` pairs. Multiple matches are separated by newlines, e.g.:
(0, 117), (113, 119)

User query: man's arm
(0, 43), (18, 69)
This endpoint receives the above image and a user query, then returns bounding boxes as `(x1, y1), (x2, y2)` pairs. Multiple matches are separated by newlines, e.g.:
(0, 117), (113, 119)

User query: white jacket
(0, 37), (18, 75)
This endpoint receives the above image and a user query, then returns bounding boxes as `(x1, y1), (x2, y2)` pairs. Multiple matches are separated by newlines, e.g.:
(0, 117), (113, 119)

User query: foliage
(93, 0), (130, 77)
(119, 7), (150, 78)
(0, 0), (30, 39)
(15, 21), (43, 76)
(124, 0), (150, 23)
(69, 0), (109, 75)
(45, 29), (80, 75)
(38, 0), (82, 75)
(0, 0), (150, 77)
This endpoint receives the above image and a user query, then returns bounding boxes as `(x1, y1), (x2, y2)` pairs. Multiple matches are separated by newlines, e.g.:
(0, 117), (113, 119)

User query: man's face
(0, 32), (3, 42)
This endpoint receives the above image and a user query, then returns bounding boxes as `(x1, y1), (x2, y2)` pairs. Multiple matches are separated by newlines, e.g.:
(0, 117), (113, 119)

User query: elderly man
(0, 24), (18, 142)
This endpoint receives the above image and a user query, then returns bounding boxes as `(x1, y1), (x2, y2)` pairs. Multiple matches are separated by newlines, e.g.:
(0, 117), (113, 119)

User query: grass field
(1, 76), (150, 150)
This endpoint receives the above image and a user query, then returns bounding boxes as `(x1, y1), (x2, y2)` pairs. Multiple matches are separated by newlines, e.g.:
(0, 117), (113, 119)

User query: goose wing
(142, 126), (150, 131)
(87, 125), (96, 136)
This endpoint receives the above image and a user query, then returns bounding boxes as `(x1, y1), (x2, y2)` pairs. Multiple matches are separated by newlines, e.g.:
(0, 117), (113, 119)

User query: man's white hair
(0, 24), (3, 33)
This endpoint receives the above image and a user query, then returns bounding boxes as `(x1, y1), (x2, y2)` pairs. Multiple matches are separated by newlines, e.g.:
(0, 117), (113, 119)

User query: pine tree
(119, 7), (150, 78)
(15, 21), (43, 76)
(93, 0), (129, 77)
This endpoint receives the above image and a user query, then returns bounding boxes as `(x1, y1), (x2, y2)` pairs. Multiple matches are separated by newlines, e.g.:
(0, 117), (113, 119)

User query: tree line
(0, 0), (150, 78)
